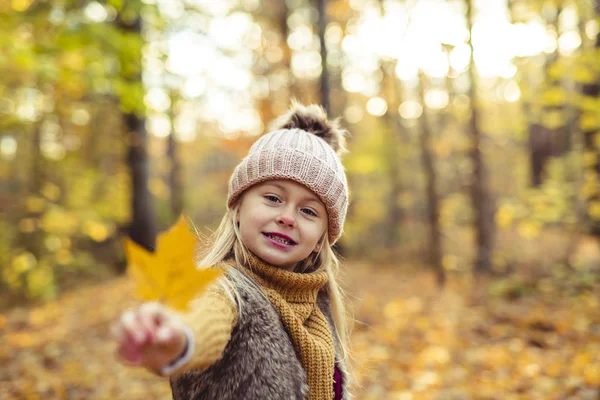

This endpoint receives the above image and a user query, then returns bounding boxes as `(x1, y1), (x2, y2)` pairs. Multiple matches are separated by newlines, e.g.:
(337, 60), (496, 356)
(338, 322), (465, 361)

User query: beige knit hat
(227, 102), (349, 244)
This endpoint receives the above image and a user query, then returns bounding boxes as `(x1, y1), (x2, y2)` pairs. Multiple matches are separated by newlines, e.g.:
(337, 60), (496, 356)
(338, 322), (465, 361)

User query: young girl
(112, 102), (352, 399)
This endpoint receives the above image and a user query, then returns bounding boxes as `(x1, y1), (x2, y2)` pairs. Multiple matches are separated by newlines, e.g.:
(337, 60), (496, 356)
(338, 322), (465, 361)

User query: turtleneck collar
(240, 252), (329, 303)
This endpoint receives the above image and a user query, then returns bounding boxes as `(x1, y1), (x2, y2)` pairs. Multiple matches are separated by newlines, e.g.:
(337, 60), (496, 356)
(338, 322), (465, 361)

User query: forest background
(1, 0), (600, 398)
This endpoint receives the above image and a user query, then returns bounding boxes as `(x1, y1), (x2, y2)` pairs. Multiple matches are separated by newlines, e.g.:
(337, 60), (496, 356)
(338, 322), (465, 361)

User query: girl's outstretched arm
(112, 284), (237, 376)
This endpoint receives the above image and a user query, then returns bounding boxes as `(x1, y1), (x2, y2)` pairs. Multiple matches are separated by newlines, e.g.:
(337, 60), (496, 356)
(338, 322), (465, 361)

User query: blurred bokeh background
(1, 0), (600, 398)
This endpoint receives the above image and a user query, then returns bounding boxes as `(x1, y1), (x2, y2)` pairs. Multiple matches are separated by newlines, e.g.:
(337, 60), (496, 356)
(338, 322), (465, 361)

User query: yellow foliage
(26, 196), (46, 213)
(55, 249), (73, 265)
(583, 151), (597, 168)
(580, 113), (599, 131)
(66, 171), (96, 209)
(82, 220), (110, 242)
(442, 255), (459, 271)
(545, 360), (563, 378)
(581, 180), (597, 199)
(60, 52), (85, 72)
(354, 199), (385, 222)
(41, 208), (79, 235)
(546, 62), (566, 81)
(12, 252), (37, 273)
(495, 204), (514, 229)
(587, 201), (600, 220)
(572, 352), (591, 373)
(26, 266), (54, 298)
(347, 154), (380, 175)
(11, 0), (34, 12)
(18, 218), (36, 233)
(383, 300), (405, 319)
(517, 221), (541, 240)
(417, 345), (451, 367)
(594, 132), (600, 149)
(327, 0), (351, 17)
(124, 215), (222, 311)
(584, 170), (598, 183)
(584, 364), (600, 386)
(4, 332), (40, 348)
(41, 182), (61, 201)
(541, 87), (566, 106)
(44, 235), (62, 252)
(572, 65), (596, 84)
(540, 110), (565, 130)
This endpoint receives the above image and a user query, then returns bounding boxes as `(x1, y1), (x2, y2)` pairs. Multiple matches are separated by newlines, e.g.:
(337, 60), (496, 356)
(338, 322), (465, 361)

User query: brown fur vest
(170, 271), (351, 399)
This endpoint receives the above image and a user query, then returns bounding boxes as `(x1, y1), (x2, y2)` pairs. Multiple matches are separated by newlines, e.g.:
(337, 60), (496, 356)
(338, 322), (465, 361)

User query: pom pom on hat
(270, 101), (349, 156)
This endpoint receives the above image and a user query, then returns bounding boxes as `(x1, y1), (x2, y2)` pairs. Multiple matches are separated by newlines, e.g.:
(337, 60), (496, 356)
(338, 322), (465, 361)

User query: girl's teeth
(268, 234), (292, 244)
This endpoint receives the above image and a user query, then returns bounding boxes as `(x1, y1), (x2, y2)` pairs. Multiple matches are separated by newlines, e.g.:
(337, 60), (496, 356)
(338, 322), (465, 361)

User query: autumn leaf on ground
(123, 215), (222, 311)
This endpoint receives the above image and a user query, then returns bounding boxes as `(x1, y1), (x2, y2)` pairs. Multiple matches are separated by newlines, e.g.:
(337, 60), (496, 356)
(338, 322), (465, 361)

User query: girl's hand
(111, 302), (188, 373)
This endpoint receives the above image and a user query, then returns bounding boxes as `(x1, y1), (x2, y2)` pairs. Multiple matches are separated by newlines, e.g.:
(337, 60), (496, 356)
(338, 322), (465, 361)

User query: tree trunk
(380, 61), (404, 253)
(116, 5), (157, 252)
(12, 120), (46, 294)
(23, 121), (44, 259)
(374, 1), (407, 258)
(167, 96), (183, 218)
(416, 71), (445, 286)
(524, 3), (569, 187)
(466, 0), (495, 273)
(278, 0), (296, 100)
(124, 113), (157, 251)
(317, 0), (330, 114)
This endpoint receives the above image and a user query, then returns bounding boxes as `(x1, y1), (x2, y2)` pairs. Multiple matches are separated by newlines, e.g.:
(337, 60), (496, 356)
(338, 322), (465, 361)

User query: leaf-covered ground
(1, 263), (599, 400)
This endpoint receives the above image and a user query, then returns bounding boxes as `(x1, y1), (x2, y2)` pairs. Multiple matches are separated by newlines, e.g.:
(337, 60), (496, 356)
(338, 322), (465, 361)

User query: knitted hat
(227, 102), (349, 244)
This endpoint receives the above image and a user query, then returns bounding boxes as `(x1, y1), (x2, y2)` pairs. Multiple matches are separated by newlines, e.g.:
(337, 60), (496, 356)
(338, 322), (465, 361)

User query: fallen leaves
(0, 279), (172, 400)
(0, 262), (599, 399)
(123, 215), (222, 311)
(347, 263), (600, 399)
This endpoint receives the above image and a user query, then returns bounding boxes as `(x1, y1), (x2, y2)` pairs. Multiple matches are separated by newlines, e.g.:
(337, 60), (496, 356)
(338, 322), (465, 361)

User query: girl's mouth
(263, 232), (296, 246)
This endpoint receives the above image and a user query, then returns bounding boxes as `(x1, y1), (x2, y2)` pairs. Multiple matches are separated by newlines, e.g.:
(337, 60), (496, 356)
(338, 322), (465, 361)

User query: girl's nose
(276, 209), (296, 227)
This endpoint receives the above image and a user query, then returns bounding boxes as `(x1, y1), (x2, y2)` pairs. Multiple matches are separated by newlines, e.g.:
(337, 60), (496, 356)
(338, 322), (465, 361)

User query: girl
(112, 102), (352, 399)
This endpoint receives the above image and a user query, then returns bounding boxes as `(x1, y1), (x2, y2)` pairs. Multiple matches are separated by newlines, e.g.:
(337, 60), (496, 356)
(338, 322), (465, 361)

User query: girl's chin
(256, 250), (297, 269)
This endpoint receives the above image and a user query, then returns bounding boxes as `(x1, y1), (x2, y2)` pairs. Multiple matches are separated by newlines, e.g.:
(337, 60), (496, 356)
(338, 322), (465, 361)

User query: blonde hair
(197, 201), (352, 364)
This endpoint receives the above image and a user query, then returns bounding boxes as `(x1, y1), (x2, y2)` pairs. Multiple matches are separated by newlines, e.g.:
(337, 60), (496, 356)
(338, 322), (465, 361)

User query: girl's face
(237, 179), (327, 271)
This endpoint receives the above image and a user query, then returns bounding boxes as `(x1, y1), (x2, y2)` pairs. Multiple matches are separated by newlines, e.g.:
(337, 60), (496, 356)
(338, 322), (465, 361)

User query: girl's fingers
(116, 342), (142, 365)
(155, 325), (173, 344)
(113, 304), (183, 370)
(111, 315), (141, 353)
(140, 302), (168, 324)
(121, 310), (146, 345)
(139, 302), (167, 344)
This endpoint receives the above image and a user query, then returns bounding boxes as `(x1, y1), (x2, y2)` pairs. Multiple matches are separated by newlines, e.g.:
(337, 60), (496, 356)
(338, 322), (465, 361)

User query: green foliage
(0, 0), (158, 302)
(488, 276), (530, 299)
(115, 80), (145, 114)
(496, 155), (580, 236)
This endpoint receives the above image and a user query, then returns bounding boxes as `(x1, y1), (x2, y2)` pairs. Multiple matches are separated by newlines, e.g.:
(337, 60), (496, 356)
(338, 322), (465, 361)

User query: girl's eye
(302, 208), (317, 217)
(265, 195), (281, 203)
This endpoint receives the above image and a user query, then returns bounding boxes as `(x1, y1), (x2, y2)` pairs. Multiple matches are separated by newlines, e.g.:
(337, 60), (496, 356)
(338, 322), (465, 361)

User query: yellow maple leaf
(123, 215), (222, 311)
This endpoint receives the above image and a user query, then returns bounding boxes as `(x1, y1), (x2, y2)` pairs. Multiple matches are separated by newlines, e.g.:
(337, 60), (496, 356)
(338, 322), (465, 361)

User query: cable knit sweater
(165, 255), (350, 400)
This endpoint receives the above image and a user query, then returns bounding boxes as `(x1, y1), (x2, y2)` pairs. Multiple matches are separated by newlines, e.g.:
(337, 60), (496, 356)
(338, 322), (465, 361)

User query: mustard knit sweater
(169, 256), (336, 400)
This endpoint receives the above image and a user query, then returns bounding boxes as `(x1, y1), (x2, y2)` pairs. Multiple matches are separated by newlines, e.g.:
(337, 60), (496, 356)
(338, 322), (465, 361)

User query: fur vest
(169, 270), (351, 399)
